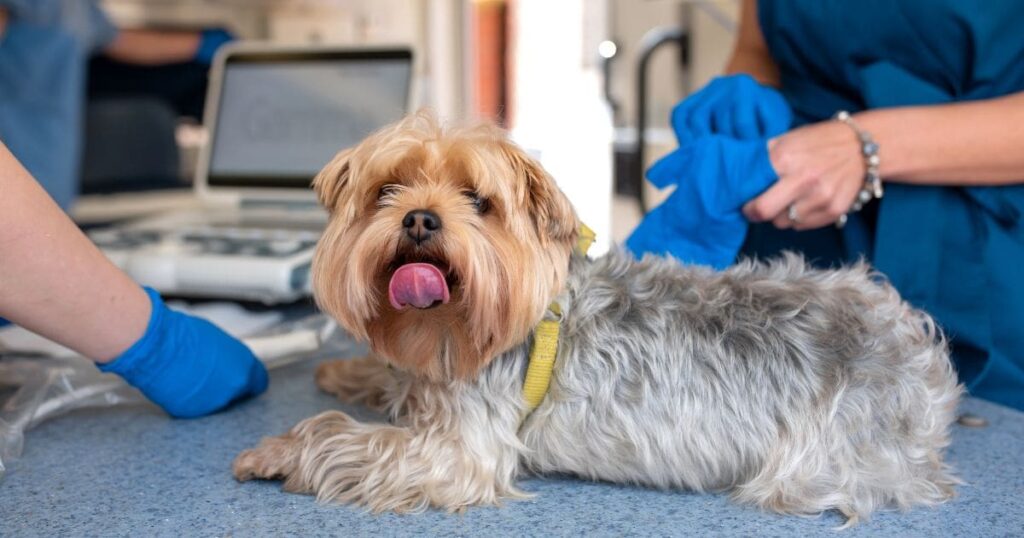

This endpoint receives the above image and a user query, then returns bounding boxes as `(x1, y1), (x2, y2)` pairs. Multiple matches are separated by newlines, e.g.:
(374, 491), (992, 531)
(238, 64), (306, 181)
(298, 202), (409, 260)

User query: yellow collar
(521, 224), (595, 416)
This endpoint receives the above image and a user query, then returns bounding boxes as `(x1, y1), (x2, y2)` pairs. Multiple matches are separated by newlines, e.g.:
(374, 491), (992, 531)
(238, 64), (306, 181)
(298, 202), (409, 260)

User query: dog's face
(312, 112), (578, 381)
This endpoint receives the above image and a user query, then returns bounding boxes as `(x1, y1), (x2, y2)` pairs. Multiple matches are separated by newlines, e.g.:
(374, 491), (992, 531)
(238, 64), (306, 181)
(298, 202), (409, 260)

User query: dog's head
(312, 111), (578, 381)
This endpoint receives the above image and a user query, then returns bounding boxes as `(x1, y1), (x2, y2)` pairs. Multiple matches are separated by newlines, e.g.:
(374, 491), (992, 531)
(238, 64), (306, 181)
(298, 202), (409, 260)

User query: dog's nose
(402, 209), (442, 244)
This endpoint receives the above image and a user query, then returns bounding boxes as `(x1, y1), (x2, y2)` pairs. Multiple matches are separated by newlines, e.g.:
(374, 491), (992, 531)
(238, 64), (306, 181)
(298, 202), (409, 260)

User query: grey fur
(237, 249), (962, 526)
(496, 250), (961, 525)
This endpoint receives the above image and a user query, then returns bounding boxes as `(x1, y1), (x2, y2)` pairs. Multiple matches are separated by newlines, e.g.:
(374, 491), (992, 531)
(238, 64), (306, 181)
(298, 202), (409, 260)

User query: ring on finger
(836, 214), (848, 228)
(787, 203), (800, 223)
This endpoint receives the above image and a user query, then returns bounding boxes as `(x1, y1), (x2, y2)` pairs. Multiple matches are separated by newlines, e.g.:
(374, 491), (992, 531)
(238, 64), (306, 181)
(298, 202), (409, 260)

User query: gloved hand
(194, 28), (234, 65)
(671, 74), (792, 142)
(99, 288), (268, 418)
(626, 136), (778, 269)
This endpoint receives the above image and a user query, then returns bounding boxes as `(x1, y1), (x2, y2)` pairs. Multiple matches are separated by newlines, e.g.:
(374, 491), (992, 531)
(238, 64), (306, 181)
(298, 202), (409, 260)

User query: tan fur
(233, 112), (570, 512)
(314, 357), (404, 413)
(310, 111), (577, 382)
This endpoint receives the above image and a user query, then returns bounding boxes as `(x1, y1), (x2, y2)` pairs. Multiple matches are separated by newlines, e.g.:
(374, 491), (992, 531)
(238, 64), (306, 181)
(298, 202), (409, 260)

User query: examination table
(2, 348), (1022, 537)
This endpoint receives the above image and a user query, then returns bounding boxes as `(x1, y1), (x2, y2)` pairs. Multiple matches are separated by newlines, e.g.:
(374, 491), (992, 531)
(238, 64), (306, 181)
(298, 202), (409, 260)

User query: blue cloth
(98, 288), (269, 418)
(0, 0), (117, 209)
(627, 74), (790, 268)
(755, 0), (1024, 410)
(627, 137), (777, 269)
(671, 74), (792, 141)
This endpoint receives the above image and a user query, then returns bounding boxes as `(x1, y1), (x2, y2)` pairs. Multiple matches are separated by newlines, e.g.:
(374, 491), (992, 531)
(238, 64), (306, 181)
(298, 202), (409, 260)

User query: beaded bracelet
(833, 111), (882, 228)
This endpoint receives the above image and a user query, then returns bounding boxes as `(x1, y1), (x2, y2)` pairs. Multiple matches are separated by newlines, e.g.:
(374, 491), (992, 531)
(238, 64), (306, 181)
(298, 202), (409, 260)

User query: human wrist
(831, 111), (883, 226)
(96, 288), (168, 388)
(851, 109), (921, 180)
(96, 287), (268, 418)
(195, 28), (233, 64)
(83, 285), (151, 363)
(727, 66), (781, 89)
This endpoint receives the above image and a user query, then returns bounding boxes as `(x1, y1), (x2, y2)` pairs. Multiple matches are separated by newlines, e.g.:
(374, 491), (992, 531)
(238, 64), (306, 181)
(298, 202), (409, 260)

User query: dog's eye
(466, 191), (490, 214)
(378, 184), (399, 201)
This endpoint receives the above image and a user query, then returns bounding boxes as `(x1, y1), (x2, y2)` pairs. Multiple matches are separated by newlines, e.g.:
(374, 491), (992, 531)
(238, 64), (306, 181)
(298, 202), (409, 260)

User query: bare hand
(742, 120), (865, 230)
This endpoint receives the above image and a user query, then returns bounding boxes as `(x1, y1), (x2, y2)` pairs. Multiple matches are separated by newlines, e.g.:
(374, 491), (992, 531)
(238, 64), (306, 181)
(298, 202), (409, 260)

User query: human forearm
(0, 7), (8, 39)
(723, 0), (780, 87)
(0, 143), (149, 362)
(857, 92), (1024, 186)
(725, 50), (779, 87)
(103, 29), (200, 65)
(742, 91), (1024, 229)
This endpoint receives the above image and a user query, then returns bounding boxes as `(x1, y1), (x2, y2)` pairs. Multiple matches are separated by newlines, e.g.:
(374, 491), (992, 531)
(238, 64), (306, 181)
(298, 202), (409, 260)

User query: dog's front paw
(233, 434), (300, 484)
(315, 357), (395, 410)
(315, 359), (360, 399)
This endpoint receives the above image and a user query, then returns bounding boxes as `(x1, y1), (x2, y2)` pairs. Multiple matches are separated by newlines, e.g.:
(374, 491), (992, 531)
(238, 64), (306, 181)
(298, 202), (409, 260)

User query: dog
(233, 111), (962, 526)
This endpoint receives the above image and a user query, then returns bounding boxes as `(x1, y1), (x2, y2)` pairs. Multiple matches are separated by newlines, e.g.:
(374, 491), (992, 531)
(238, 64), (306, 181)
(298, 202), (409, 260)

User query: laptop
(89, 44), (414, 303)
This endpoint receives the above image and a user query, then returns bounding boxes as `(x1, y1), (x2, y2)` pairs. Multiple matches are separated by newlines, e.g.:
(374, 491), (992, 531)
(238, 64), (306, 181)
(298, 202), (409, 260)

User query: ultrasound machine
(89, 44), (414, 303)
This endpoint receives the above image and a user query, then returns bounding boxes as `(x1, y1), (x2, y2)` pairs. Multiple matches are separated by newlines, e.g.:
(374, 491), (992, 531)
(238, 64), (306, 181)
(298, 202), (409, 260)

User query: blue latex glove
(626, 136), (778, 269)
(99, 288), (268, 418)
(194, 28), (234, 65)
(671, 74), (792, 142)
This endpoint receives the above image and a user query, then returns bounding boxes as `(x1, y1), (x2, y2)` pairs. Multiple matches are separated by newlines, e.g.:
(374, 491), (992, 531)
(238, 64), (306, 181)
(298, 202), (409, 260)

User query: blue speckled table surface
(2, 352), (1022, 537)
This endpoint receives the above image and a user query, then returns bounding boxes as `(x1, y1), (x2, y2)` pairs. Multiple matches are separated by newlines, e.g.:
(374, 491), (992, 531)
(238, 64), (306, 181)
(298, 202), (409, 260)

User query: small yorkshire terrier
(233, 111), (962, 526)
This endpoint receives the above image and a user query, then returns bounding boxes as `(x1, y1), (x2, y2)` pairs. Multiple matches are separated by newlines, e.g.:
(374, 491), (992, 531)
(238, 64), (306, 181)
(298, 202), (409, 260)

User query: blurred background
(62, 0), (739, 254)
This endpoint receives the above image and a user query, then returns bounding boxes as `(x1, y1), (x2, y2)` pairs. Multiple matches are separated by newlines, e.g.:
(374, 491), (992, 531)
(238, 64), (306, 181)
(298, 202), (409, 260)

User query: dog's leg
(232, 432), (301, 485)
(315, 356), (404, 413)
(234, 381), (525, 512)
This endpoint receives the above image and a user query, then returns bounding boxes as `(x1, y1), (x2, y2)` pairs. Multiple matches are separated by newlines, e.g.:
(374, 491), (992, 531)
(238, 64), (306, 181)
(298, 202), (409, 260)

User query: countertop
(2, 352), (1022, 537)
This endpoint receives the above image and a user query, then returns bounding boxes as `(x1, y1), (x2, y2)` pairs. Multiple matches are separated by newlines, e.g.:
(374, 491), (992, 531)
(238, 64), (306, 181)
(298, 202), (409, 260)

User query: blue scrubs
(0, 0), (117, 209)
(746, 0), (1024, 410)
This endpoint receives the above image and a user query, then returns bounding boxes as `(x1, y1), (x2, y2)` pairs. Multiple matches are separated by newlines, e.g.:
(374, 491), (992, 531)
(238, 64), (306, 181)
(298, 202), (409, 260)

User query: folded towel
(626, 136), (778, 269)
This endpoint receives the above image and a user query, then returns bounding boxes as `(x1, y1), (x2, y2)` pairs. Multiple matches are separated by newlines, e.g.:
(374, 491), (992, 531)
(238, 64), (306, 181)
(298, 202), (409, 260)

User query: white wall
(511, 0), (615, 255)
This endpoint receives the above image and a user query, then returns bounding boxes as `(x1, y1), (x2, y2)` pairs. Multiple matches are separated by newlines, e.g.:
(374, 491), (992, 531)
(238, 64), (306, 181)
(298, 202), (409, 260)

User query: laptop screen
(207, 50), (412, 189)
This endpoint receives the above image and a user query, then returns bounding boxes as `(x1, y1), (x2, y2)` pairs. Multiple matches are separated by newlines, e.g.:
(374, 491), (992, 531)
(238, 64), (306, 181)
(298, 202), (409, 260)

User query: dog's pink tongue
(388, 263), (450, 310)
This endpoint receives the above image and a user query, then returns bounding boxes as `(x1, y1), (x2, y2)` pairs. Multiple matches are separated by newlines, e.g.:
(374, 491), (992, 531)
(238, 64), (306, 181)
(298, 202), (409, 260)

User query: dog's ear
(501, 143), (578, 244)
(312, 148), (353, 211)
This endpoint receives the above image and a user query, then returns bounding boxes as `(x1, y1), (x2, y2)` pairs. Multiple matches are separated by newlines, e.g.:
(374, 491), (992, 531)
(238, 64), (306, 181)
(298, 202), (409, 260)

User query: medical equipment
(88, 44), (414, 304)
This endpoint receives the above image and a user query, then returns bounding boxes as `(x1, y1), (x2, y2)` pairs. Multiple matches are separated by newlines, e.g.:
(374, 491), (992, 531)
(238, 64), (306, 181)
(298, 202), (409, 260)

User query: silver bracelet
(833, 110), (882, 227)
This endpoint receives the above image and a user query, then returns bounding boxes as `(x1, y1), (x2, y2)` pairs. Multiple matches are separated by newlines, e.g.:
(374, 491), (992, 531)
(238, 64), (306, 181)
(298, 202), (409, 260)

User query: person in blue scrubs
(0, 0), (231, 209)
(629, 0), (1024, 410)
